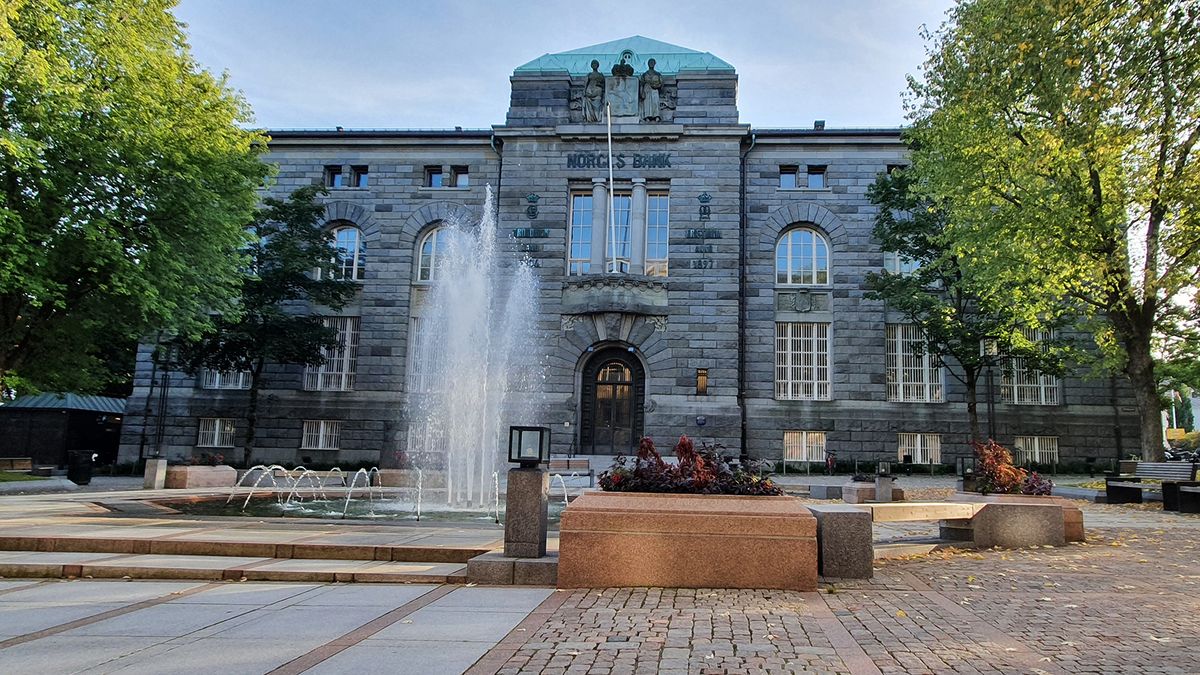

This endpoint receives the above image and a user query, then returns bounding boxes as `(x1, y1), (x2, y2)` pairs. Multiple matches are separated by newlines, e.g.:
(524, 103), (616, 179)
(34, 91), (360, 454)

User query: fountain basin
(157, 493), (567, 525)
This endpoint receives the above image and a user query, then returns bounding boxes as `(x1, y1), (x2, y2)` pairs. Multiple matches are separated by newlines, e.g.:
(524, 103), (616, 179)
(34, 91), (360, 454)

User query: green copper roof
(514, 36), (734, 76)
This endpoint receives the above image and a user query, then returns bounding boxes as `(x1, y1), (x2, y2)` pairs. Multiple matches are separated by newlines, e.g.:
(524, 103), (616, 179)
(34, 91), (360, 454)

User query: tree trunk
(965, 374), (982, 444)
(244, 360), (265, 467)
(1125, 348), (1163, 462)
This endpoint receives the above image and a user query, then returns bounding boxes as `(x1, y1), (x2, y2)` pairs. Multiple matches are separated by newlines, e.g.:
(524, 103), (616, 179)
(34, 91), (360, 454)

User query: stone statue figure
(611, 52), (635, 77)
(583, 59), (605, 123)
(639, 58), (663, 122)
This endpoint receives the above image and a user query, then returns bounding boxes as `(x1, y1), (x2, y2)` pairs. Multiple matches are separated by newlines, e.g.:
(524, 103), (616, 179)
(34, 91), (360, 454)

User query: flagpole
(606, 101), (615, 274)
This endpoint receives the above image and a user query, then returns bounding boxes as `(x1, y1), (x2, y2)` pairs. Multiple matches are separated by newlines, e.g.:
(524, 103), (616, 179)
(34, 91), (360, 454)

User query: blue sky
(173, 0), (952, 130)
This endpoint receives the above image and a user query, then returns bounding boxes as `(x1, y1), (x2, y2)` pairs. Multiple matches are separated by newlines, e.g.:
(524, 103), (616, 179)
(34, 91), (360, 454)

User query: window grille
(898, 433), (941, 464)
(1001, 328), (1060, 405)
(775, 322), (831, 400)
(200, 370), (250, 390)
(197, 418), (235, 447)
(303, 317), (360, 391)
(886, 324), (944, 402)
(783, 431), (827, 462)
(1013, 436), (1059, 464)
(301, 420), (341, 450)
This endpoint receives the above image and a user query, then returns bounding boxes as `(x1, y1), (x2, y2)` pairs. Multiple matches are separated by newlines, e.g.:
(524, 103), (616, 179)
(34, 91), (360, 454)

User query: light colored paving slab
(431, 586), (554, 611)
(0, 580), (202, 604)
(60, 601), (257, 637)
(83, 554), (269, 570)
(306, 640), (493, 675)
(0, 635), (168, 675)
(297, 583), (436, 607)
(93, 637), (316, 675)
(0, 602), (128, 636)
(167, 582), (323, 605)
(203, 604), (393, 640)
(368, 607), (531, 643)
(0, 551), (124, 564)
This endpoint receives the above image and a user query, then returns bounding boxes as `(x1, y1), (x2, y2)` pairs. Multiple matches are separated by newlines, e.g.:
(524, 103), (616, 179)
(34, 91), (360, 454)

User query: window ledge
(776, 187), (832, 193)
(418, 186), (470, 192)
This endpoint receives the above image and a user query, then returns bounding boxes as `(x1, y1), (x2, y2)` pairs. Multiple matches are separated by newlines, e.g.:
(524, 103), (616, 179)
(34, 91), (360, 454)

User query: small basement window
(806, 165), (826, 189)
(451, 166), (469, 188)
(425, 166), (444, 188)
(324, 165), (345, 188)
(351, 165), (369, 188)
(779, 165), (798, 189)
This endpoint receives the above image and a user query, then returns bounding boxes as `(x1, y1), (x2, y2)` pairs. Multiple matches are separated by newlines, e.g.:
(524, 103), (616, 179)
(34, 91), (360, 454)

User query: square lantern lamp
(508, 426), (550, 468)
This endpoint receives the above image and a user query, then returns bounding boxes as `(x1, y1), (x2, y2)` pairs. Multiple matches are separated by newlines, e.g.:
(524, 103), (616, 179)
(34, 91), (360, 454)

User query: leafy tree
(0, 0), (269, 394)
(907, 0), (1200, 461)
(865, 167), (1063, 443)
(170, 186), (356, 466)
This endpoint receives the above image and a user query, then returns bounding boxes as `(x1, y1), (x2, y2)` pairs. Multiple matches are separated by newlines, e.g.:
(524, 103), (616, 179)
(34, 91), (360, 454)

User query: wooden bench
(1106, 462), (1198, 509)
(548, 458), (594, 487)
(0, 458), (32, 472)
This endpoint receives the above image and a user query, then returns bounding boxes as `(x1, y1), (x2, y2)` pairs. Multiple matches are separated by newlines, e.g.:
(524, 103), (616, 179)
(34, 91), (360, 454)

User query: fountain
(406, 185), (544, 508)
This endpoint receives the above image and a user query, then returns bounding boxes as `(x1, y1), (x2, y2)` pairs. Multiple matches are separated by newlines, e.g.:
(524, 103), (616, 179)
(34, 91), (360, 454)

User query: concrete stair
(0, 535), (483, 583)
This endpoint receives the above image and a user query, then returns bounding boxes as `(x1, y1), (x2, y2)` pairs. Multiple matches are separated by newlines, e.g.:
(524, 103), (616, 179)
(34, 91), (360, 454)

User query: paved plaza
(0, 484), (1195, 673)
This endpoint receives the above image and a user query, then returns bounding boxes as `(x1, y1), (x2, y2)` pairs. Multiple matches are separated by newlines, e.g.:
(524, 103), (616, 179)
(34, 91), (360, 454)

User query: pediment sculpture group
(583, 55), (664, 123)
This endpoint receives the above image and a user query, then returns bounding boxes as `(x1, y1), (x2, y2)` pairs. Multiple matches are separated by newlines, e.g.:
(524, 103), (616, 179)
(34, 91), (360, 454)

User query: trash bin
(67, 451), (94, 486)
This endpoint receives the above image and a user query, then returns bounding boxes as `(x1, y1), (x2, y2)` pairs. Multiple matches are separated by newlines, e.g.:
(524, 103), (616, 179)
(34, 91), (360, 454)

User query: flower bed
(597, 436), (783, 495)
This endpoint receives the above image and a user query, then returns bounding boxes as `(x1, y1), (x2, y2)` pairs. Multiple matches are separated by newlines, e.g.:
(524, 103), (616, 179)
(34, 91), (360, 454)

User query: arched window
(775, 227), (830, 285)
(331, 224), (365, 280)
(417, 225), (448, 282)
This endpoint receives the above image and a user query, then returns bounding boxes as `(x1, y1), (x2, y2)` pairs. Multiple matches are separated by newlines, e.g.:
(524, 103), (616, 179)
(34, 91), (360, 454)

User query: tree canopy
(908, 0), (1200, 460)
(0, 0), (269, 394)
(865, 166), (1065, 443)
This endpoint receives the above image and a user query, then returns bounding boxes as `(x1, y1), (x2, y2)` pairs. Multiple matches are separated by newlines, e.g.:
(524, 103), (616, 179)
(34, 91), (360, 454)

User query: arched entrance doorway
(579, 347), (645, 455)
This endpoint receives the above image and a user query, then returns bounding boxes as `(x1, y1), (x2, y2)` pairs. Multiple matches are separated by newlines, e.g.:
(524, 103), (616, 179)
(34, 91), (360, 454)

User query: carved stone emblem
(649, 316), (668, 332)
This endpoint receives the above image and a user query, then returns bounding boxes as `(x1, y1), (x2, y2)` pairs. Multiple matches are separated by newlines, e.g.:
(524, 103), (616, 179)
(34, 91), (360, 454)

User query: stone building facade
(118, 37), (1140, 468)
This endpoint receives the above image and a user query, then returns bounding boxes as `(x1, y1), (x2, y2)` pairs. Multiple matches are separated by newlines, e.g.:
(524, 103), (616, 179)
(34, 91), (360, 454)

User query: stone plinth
(163, 465), (237, 489)
(558, 492), (817, 591)
(971, 503), (1065, 548)
(143, 459), (167, 490)
(842, 483), (905, 504)
(504, 467), (548, 558)
(948, 492), (1084, 542)
(808, 484), (842, 500)
(874, 476), (895, 503)
(467, 551), (558, 586)
(806, 504), (873, 579)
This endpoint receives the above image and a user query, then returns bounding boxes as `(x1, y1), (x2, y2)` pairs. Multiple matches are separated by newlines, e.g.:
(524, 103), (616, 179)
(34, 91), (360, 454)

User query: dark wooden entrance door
(579, 348), (644, 455)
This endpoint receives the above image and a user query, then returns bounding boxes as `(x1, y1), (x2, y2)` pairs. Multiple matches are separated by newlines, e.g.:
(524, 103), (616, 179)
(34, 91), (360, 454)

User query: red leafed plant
(972, 440), (1027, 495)
(598, 435), (783, 495)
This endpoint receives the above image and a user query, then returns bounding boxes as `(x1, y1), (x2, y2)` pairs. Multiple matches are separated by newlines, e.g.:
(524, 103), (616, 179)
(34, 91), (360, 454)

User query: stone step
(0, 535), (487, 564)
(0, 550), (468, 584)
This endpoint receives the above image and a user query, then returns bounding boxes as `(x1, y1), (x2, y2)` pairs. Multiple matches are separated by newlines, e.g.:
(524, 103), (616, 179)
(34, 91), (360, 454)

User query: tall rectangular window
(304, 317), (360, 391)
(775, 322), (831, 400)
(806, 165), (827, 189)
(200, 370), (250, 390)
(645, 193), (669, 276)
(607, 194), (633, 273)
(695, 368), (708, 396)
(568, 193), (593, 275)
(197, 418), (235, 447)
(407, 316), (435, 394)
(898, 432), (940, 464)
(1002, 328), (1060, 405)
(1013, 436), (1059, 464)
(301, 420), (341, 450)
(886, 324), (944, 402)
(783, 430), (827, 462)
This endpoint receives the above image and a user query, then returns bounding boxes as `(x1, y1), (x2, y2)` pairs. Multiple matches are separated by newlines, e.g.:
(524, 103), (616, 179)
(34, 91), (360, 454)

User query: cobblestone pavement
(490, 504), (1200, 675)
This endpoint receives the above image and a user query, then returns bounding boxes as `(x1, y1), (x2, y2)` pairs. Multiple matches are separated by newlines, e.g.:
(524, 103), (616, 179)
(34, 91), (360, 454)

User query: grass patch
(0, 471), (46, 482)
(1071, 478), (1162, 490)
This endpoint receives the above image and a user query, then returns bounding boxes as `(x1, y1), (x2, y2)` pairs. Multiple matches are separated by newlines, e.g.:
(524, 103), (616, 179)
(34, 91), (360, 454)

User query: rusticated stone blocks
(558, 492), (817, 591)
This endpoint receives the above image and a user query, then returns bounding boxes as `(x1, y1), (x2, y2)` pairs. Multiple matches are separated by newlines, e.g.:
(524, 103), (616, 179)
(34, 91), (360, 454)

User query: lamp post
(505, 426), (550, 558)
(980, 339), (999, 441)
